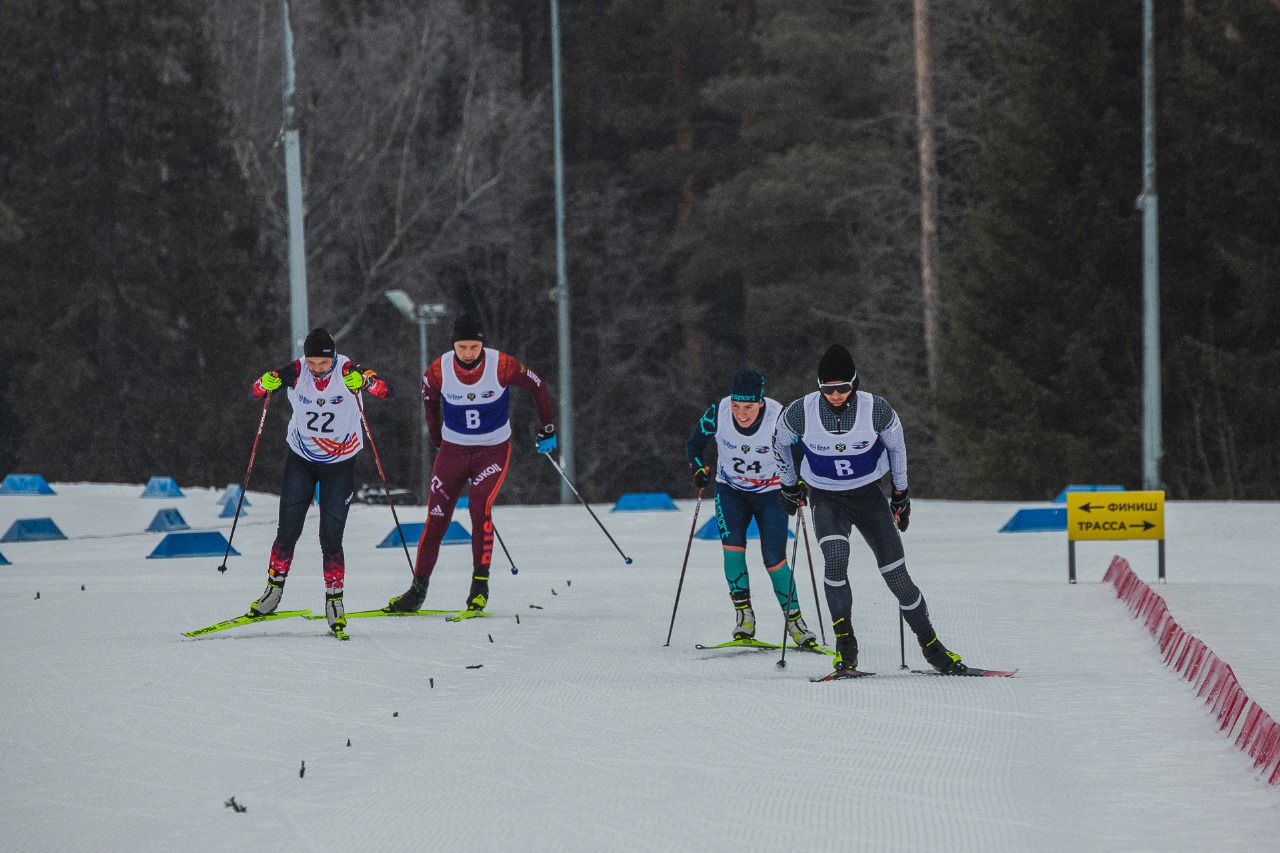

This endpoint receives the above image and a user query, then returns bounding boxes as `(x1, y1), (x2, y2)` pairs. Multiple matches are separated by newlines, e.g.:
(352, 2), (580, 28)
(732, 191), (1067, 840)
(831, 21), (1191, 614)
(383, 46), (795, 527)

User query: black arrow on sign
(1139, 520), (1156, 531)
(1078, 502), (1097, 513)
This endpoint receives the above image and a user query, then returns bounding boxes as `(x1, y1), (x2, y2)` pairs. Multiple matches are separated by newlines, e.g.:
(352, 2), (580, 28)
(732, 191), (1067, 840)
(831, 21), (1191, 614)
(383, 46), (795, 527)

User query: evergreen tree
(1160, 0), (1280, 497)
(0, 1), (279, 486)
(942, 1), (1145, 499)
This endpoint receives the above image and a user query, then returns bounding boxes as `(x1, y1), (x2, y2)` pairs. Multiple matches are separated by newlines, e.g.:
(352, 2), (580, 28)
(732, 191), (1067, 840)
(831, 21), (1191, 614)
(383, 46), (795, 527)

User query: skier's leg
(316, 458), (355, 630)
(715, 485), (755, 638)
(464, 442), (511, 610)
(754, 492), (796, 612)
(812, 489), (857, 667)
(411, 443), (468, 583)
(250, 451), (315, 615)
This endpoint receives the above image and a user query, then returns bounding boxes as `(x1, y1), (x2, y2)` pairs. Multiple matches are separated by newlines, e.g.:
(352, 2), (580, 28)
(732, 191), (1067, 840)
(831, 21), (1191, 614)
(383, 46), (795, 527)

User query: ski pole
(355, 394), (415, 573)
(492, 521), (518, 575)
(219, 392), (271, 574)
(543, 453), (633, 565)
(776, 509), (803, 669)
(798, 505), (827, 645)
(664, 488), (704, 647)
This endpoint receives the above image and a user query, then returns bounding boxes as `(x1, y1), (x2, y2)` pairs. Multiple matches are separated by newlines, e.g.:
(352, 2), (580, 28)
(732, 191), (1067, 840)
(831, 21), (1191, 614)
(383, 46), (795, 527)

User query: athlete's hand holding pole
(664, 488), (704, 646)
(219, 392), (272, 574)
(543, 452), (633, 565)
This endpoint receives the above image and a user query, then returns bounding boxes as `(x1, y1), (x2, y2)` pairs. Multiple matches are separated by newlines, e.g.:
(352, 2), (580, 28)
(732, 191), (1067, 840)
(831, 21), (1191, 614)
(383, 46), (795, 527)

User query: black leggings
(269, 450), (355, 592)
(810, 481), (936, 642)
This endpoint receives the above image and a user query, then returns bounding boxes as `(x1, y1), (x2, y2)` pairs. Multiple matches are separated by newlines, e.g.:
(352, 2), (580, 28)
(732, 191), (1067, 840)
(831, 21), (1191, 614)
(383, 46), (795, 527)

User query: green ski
(446, 610), (492, 622)
(302, 609), (462, 621)
(182, 610), (311, 638)
(696, 638), (836, 656)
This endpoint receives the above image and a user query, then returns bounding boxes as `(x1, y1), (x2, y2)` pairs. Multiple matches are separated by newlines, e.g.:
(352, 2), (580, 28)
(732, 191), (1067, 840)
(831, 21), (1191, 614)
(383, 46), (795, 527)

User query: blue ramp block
(147, 508), (190, 533)
(611, 492), (679, 512)
(377, 521), (471, 548)
(2, 517), (67, 542)
(457, 496), (469, 509)
(694, 516), (794, 541)
(141, 477), (184, 498)
(217, 484), (250, 508)
(1053, 484), (1125, 503)
(218, 500), (244, 519)
(999, 507), (1066, 532)
(0, 474), (56, 495)
(0, 551), (10, 565)
(147, 531), (237, 559)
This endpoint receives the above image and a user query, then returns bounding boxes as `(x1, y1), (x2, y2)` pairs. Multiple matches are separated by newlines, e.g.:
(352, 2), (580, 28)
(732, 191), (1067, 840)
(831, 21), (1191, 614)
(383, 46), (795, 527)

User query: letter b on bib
(466, 410), (481, 430)
(834, 460), (853, 477)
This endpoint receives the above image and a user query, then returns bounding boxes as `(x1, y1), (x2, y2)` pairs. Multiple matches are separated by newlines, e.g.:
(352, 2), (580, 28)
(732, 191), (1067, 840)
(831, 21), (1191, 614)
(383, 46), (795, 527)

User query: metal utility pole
(914, 0), (942, 393)
(1139, 0), (1162, 489)
(550, 0), (575, 504)
(387, 291), (445, 505)
(281, 0), (309, 359)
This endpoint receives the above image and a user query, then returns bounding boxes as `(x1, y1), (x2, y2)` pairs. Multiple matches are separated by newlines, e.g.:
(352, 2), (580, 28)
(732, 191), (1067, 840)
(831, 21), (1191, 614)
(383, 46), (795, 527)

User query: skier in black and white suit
(770, 344), (967, 675)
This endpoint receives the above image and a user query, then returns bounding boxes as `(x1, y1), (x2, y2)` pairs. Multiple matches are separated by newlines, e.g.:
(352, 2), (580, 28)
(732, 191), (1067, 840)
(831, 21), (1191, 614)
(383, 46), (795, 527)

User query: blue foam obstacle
(0, 474), (56, 495)
(1052, 484), (1125, 503)
(217, 484), (251, 508)
(695, 516), (795, 541)
(141, 477), (184, 498)
(0, 551), (10, 565)
(999, 507), (1067, 532)
(1, 517), (68, 542)
(377, 521), (470, 549)
(146, 508), (190, 533)
(147, 531), (238, 559)
(611, 492), (679, 512)
(218, 500), (244, 519)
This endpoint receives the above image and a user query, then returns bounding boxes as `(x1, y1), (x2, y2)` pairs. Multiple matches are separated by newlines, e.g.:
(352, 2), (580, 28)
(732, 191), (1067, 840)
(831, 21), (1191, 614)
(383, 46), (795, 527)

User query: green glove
(343, 369), (366, 391)
(260, 371), (282, 392)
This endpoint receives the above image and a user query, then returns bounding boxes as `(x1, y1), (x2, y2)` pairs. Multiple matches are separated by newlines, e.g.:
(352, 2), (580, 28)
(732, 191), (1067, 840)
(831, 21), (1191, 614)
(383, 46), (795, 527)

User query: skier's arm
(342, 362), (395, 400)
(771, 400), (807, 487)
(252, 361), (300, 397)
(685, 405), (717, 471)
(421, 360), (444, 448)
(872, 395), (908, 492)
(498, 353), (555, 427)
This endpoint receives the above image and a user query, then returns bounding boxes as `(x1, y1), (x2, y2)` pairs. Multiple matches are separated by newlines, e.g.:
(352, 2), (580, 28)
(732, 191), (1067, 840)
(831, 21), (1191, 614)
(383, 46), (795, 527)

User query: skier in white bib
(771, 344), (966, 674)
(246, 327), (395, 638)
(686, 368), (818, 648)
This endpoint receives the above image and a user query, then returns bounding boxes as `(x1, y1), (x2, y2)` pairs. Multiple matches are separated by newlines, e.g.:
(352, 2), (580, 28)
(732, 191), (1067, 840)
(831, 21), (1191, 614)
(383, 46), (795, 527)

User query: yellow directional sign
(1067, 490), (1165, 541)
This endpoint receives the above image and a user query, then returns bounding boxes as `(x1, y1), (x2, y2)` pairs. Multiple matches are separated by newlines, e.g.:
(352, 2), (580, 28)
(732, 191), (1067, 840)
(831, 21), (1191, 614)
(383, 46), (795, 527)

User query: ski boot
(248, 576), (285, 617)
(467, 573), (489, 612)
(326, 592), (347, 638)
(786, 610), (818, 649)
(832, 617), (858, 671)
(920, 636), (967, 674)
(385, 577), (429, 613)
(731, 591), (755, 640)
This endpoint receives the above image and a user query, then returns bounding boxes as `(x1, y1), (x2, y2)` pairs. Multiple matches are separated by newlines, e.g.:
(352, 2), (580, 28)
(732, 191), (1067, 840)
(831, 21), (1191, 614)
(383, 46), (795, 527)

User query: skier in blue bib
(686, 368), (818, 648)
(771, 345), (966, 674)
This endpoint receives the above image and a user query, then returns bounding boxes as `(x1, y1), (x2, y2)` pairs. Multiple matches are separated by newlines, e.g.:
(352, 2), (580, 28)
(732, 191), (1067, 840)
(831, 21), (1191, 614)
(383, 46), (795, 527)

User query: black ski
(809, 669), (875, 682)
(910, 667), (1017, 677)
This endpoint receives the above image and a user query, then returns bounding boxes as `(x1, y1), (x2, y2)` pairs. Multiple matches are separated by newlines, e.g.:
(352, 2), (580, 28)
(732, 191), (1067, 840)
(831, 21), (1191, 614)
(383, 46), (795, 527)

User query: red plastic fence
(1103, 556), (1280, 785)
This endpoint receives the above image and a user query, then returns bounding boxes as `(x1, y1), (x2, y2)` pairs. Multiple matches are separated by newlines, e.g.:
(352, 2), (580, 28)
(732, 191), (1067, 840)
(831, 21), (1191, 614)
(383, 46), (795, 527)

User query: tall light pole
(1138, 0), (1162, 490)
(281, 0), (308, 359)
(387, 290), (446, 505)
(550, 0), (575, 504)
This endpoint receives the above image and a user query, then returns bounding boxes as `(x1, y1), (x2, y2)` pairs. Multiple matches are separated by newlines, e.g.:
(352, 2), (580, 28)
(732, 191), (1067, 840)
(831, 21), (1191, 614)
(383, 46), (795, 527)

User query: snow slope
(2, 485), (1277, 852)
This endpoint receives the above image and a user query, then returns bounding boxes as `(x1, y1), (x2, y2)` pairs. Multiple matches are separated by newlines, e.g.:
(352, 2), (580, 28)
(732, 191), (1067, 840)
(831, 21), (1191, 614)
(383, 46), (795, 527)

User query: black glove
(778, 481), (808, 516)
(890, 488), (911, 532)
(692, 465), (711, 489)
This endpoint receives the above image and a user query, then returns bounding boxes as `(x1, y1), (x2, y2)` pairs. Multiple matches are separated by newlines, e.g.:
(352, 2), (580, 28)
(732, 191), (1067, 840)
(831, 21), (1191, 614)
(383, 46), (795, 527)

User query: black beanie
(817, 344), (857, 386)
(452, 315), (484, 344)
(303, 327), (335, 358)
(729, 368), (765, 403)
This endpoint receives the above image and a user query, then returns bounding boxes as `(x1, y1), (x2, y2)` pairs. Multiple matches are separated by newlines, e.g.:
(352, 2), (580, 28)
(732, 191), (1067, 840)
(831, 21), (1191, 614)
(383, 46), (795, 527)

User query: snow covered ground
(2, 483), (1277, 851)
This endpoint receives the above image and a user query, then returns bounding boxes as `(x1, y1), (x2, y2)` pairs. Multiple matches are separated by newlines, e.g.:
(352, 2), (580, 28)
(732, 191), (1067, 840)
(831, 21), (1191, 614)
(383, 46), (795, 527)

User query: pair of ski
(180, 607), (490, 639)
(695, 637), (836, 656)
(809, 666), (1018, 682)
